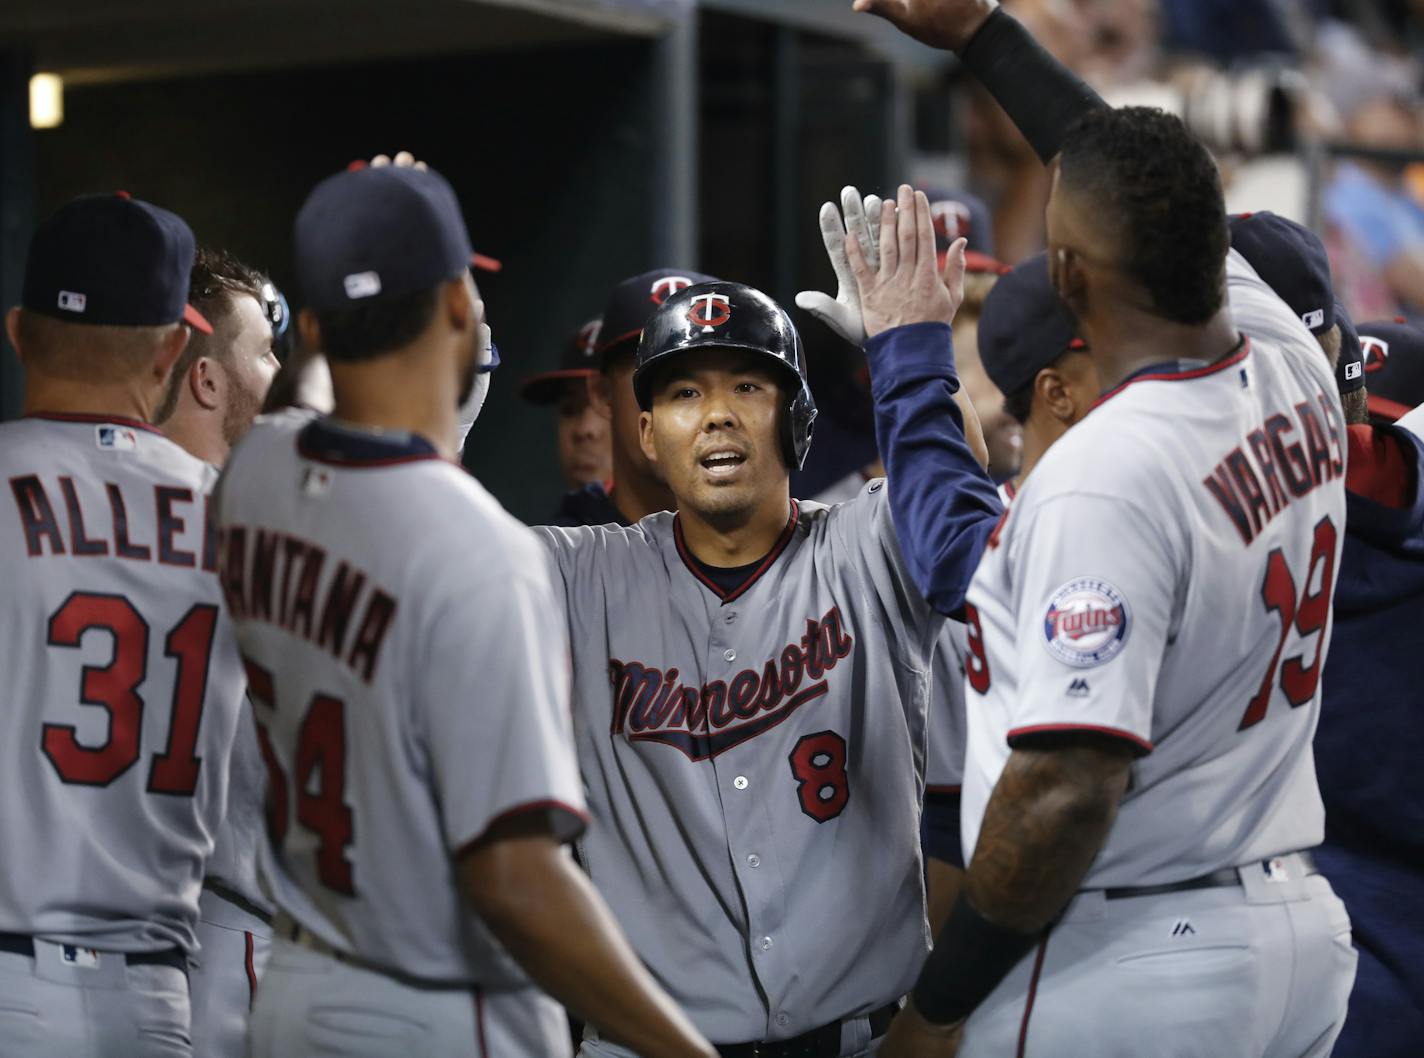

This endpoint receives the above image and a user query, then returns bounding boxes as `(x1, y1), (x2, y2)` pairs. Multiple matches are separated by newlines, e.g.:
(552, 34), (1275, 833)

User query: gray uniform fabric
(537, 483), (942, 1044)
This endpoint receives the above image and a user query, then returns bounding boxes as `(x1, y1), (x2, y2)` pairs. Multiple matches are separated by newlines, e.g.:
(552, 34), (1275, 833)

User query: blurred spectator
(519, 317), (612, 491)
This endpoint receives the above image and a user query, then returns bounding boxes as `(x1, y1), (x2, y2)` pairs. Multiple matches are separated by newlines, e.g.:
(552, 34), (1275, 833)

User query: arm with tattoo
(964, 733), (1134, 932)
(888, 733), (1136, 1050)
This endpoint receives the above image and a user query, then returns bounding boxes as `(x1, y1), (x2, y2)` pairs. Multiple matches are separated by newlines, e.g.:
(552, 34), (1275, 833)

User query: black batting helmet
(634, 281), (817, 470)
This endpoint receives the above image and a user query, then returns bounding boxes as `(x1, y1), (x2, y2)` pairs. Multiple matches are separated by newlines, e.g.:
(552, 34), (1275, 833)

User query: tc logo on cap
(688, 293), (732, 332)
(343, 272), (382, 300)
(577, 319), (603, 357)
(930, 200), (972, 243)
(1362, 336), (1389, 373)
(57, 290), (87, 314)
(650, 276), (694, 306)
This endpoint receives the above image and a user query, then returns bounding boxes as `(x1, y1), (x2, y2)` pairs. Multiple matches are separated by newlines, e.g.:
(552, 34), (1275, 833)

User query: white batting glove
(795, 186), (886, 347)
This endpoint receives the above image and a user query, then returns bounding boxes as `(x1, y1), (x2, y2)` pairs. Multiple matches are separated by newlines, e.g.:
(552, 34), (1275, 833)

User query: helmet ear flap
(785, 387), (818, 470)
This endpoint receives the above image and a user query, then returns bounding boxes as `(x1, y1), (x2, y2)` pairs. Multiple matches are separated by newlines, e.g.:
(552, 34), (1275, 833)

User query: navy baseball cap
(977, 253), (1084, 397)
(1358, 318), (1424, 421)
(521, 317), (602, 404)
(1229, 212), (1335, 335)
(596, 268), (719, 361)
(22, 192), (212, 334)
(1335, 301), (1365, 395)
(295, 164), (479, 313)
(924, 188), (1006, 275)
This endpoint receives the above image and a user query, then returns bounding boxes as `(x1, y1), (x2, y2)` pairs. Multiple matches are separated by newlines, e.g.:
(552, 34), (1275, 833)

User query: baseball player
(0, 193), (247, 1057)
(557, 269), (718, 527)
(1312, 318), (1424, 1057)
(847, 4), (1357, 1053)
(521, 317), (613, 495)
(218, 160), (713, 1058)
(156, 246), (283, 1058)
(536, 253), (1001, 1056)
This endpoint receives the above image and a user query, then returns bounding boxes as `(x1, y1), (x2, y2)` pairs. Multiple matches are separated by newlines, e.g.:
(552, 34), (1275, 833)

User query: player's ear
(638, 409), (659, 465)
(4, 307), (23, 366)
(444, 275), (477, 334)
(191, 356), (222, 412)
(1037, 367), (1074, 425)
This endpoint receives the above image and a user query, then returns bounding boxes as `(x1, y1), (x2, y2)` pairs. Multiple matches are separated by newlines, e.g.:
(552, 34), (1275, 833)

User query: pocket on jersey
(307, 1004), (433, 1045)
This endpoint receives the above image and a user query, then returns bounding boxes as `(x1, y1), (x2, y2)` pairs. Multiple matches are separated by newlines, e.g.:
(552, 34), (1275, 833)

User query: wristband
(958, 8), (1108, 165)
(911, 894), (1041, 1026)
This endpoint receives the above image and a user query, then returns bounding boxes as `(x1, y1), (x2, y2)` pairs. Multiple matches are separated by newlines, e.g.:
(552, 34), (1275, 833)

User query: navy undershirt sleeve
(867, 322), (1004, 616)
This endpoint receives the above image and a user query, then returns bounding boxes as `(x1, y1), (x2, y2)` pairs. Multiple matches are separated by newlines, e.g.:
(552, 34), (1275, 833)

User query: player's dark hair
(315, 284), (441, 363)
(1058, 107), (1228, 324)
(1003, 380), (1035, 425)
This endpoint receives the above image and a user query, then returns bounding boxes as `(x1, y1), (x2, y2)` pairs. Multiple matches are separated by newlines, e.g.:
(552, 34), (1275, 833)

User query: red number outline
(789, 731), (850, 823)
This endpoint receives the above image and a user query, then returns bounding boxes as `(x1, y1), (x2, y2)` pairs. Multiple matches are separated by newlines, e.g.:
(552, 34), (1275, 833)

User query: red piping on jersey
(673, 501), (800, 604)
(1003, 478), (1017, 501)
(474, 988), (488, 1058)
(25, 411), (163, 435)
(1007, 723), (1154, 755)
(244, 932), (258, 1010)
(459, 799), (591, 857)
(1091, 339), (1253, 411)
(1016, 936), (1050, 1058)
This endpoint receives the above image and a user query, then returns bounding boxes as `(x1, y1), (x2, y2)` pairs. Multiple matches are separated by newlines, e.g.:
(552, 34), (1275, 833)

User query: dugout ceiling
(0, 0), (680, 84)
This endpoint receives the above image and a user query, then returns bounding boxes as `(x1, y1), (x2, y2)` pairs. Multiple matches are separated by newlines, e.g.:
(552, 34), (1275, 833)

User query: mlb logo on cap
(57, 290), (87, 313)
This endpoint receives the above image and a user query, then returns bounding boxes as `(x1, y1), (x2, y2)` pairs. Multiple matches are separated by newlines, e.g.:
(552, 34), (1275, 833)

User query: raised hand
(847, 185), (964, 338)
(850, 0), (999, 53)
(796, 186), (883, 346)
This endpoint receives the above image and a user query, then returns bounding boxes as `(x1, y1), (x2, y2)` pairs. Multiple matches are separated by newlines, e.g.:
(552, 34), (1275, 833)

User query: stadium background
(0, 0), (1419, 522)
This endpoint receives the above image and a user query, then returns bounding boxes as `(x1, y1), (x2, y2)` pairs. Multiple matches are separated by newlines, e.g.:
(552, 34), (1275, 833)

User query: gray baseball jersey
(215, 410), (587, 986)
(537, 485), (942, 1043)
(961, 251), (1348, 886)
(0, 414), (245, 955)
(923, 624), (969, 794)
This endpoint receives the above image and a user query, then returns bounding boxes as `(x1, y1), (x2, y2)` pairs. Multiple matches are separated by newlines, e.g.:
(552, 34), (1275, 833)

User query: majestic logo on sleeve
(1042, 578), (1130, 668)
(608, 606), (853, 761)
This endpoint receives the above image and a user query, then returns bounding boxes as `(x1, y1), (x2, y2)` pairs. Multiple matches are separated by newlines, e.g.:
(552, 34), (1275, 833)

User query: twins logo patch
(1042, 578), (1130, 668)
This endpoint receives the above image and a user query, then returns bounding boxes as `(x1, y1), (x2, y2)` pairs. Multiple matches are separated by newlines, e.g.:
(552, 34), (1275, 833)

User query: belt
(1102, 851), (1318, 901)
(282, 917), (469, 992)
(714, 1003), (899, 1058)
(0, 932), (187, 974)
(202, 878), (275, 928)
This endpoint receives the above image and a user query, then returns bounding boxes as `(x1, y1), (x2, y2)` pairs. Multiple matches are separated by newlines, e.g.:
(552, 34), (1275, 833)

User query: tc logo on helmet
(688, 293), (732, 332)
(650, 276), (695, 306)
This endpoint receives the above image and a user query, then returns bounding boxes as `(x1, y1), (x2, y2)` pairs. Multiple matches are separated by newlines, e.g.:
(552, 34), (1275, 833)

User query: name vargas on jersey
(608, 606), (854, 761)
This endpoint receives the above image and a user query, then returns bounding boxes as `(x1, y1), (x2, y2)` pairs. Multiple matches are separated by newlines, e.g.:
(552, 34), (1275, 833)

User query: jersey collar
(297, 417), (444, 468)
(674, 500), (800, 604)
(25, 411), (163, 435)
(1092, 338), (1252, 410)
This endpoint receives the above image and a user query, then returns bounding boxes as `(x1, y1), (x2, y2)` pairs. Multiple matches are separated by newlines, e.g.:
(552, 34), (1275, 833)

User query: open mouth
(699, 450), (747, 477)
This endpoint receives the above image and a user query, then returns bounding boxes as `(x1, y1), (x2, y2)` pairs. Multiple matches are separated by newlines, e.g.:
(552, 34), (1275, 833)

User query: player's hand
(850, 0), (1000, 52)
(878, 1001), (965, 1058)
(795, 186), (884, 346)
(848, 184), (963, 338)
